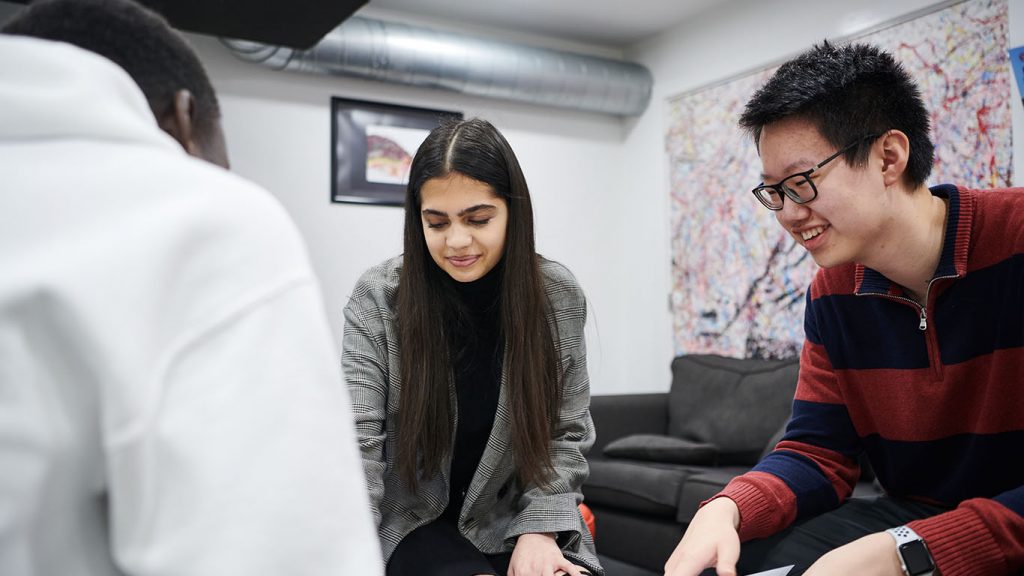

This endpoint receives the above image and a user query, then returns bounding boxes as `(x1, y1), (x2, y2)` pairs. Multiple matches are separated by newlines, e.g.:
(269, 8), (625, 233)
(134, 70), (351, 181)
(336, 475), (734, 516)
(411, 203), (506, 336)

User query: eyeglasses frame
(751, 132), (885, 211)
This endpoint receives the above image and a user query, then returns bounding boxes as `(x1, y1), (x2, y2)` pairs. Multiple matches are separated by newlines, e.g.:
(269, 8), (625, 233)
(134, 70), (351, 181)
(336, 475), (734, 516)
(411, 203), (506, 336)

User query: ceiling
(364, 0), (727, 48)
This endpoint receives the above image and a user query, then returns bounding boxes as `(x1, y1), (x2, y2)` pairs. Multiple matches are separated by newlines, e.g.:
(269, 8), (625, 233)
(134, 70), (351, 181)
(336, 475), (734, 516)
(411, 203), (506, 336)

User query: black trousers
(387, 520), (511, 576)
(387, 519), (591, 576)
(703, 496), (947, 576)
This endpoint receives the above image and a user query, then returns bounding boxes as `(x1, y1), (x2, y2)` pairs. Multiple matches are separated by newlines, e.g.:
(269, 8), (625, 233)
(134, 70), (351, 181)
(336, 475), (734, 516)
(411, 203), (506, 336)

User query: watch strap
(886, 526), (934, 576)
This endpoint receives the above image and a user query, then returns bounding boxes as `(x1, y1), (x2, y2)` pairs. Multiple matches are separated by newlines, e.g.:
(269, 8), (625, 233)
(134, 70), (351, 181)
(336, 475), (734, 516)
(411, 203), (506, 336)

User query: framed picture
(331, 97), (462, 206)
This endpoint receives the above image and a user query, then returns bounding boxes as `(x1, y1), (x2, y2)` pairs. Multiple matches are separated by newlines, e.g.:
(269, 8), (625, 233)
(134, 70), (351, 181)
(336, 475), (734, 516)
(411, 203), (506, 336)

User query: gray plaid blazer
(342, 255), (601, 574)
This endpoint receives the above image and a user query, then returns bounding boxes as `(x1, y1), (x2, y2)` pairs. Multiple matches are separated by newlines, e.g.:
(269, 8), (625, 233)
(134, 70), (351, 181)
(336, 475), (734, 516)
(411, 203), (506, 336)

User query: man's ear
(879, 129), (911, 188)
(157, 89), (201, 157)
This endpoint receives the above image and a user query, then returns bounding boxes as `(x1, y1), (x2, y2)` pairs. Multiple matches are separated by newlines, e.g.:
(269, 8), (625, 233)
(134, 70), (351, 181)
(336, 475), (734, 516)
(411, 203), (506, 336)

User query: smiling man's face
(760, 116), (888, 269)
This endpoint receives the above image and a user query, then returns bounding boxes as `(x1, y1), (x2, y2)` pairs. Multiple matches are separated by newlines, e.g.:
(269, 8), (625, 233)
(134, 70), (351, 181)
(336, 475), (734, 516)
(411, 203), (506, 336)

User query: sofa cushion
(604, 434), (718, 465)
(674, 466), (750, 524)
(585, 459), (689, 518)
(668, 355), (798, 465)
(591, 508), (687, 574)
(760, 417), (790, 460)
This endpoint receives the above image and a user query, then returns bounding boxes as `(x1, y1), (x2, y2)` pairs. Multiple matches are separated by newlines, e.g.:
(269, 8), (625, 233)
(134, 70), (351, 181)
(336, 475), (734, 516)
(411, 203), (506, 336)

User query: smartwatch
(886, 526), (935, 576)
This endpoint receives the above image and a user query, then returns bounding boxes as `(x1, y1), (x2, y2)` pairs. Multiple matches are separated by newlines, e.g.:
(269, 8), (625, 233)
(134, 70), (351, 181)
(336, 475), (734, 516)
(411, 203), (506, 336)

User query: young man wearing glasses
(664, 41), (1024, 576)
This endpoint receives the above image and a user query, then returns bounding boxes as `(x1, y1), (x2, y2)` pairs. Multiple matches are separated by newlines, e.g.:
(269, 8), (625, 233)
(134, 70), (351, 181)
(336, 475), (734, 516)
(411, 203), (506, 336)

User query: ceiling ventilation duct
(223, 16), (653, 117)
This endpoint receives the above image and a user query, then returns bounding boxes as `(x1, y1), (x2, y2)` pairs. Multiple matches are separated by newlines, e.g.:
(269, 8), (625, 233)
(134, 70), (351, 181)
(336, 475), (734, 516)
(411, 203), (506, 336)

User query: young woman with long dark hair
(343, 118), (601, 576)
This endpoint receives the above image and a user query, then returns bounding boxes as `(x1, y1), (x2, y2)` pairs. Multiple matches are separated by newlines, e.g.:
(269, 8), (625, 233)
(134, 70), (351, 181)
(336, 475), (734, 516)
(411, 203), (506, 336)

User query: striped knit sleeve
(717, 289), (862, 541)
(907, 487), (1024, 575)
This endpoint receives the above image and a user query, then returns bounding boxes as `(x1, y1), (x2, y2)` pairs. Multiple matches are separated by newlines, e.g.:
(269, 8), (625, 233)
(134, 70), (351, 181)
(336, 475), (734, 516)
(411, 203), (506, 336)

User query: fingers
(714, 536), (740, 576)
(553, 558), (583, 576)
(665, 556), (711, 576)
(715, 564), (738, 576)
(664, 546), (686, 574)
(531, 559), (582, 576)
(664, 542), (711, 576)
(664, 501), (742, 576)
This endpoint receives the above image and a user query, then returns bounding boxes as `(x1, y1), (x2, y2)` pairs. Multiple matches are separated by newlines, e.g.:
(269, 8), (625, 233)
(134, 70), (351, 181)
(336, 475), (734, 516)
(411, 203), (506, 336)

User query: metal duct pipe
(223, 16), (653, 117)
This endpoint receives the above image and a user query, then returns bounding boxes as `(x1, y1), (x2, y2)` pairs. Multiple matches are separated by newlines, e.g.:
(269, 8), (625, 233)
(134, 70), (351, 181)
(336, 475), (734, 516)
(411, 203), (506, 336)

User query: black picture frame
(331, 97), (462, 206)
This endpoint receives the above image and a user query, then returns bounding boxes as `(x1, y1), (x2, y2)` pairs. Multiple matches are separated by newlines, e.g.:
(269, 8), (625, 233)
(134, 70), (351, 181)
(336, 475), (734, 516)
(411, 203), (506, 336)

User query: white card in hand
(745, 566), (794, 576)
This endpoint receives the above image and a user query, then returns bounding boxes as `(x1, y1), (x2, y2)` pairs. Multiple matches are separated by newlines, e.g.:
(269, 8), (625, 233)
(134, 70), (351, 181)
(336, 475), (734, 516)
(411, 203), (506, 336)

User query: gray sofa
(582, 354), (879, 575)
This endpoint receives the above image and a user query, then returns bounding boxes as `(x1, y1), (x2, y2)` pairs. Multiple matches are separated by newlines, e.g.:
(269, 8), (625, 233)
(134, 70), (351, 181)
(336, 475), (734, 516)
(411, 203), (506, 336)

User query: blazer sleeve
(341, 278), (392, 529)
(503, 278), (595, 551)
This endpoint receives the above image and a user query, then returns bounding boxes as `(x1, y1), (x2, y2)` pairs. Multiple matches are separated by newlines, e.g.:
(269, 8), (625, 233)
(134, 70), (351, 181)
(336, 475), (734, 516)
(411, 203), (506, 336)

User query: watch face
(900, 541), (935, 575)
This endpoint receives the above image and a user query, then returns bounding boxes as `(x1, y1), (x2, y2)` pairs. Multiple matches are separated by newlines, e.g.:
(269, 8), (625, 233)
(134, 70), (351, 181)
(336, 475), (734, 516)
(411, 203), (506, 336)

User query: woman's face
(419, 172), (508, 283)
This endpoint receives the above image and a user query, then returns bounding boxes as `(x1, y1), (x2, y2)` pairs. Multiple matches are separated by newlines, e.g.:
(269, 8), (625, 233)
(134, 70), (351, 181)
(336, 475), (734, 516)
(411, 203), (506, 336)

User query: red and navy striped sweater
(718, 184), (1024, 576)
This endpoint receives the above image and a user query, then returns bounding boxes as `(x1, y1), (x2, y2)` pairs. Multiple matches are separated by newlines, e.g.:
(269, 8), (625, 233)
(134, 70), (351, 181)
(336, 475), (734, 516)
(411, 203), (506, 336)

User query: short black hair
(739, 41), (934, 186)
(2, 0), (221, 144)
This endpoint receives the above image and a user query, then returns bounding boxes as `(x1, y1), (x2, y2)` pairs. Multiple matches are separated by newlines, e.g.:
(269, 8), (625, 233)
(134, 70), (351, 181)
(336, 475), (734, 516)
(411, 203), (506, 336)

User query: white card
(746, 566), (794, 576)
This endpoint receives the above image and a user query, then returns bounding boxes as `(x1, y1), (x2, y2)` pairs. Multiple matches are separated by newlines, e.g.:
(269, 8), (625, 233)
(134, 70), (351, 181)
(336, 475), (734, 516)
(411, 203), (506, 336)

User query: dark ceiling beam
(4, 0), (368, 49)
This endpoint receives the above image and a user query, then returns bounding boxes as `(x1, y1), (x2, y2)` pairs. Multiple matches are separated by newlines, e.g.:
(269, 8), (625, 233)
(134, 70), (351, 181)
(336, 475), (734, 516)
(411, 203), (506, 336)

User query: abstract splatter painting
(667, 0), (1011, 359)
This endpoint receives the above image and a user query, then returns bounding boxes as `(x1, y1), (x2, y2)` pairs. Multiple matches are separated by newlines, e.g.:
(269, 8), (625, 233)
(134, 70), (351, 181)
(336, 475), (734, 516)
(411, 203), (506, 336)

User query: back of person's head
(739, 41), (934, 187)
(2, 0), (227, 167)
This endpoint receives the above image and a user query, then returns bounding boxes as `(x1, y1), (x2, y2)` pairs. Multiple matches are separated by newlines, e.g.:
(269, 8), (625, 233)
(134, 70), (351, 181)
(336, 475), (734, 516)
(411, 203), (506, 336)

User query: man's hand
(803, 532), (904, 576)
(508, 532), (584, 576)
(663, 497), (742, 576)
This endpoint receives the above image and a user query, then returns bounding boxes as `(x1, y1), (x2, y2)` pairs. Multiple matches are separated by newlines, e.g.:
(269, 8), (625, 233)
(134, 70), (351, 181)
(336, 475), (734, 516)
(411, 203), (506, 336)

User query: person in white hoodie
(0, 1), (383, 575)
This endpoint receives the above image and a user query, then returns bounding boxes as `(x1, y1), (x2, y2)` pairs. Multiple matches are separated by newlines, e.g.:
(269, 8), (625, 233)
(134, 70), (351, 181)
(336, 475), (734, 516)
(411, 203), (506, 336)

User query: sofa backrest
(668, 354), (798, 465)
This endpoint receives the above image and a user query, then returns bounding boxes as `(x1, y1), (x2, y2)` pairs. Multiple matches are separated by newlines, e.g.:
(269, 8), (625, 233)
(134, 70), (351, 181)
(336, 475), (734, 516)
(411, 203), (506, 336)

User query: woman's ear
(157, 89), (200, 157)
(879, 129), (911, 188)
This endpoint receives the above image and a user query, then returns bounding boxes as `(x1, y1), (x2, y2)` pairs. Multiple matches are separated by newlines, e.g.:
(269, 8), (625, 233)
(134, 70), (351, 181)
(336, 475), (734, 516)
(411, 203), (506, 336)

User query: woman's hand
(508, 532), (585, 576)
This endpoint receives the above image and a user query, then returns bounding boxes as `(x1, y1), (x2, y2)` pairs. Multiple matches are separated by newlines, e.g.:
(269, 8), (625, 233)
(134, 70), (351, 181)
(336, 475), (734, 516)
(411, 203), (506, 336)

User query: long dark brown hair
(396, 118), (561, 492)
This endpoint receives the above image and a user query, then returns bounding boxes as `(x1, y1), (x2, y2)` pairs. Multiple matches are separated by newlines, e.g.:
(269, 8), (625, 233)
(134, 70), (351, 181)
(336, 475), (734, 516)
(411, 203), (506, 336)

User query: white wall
(0, 0), (1017, 396)
(616, 0), (1024, 393)
(187, 34), (629, 393)
(191, 0), (1021, 396)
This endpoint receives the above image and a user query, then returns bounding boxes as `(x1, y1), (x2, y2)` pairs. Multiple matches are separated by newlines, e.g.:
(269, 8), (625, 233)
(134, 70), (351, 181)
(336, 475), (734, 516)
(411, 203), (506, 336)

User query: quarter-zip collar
(854, 184), (973, 296)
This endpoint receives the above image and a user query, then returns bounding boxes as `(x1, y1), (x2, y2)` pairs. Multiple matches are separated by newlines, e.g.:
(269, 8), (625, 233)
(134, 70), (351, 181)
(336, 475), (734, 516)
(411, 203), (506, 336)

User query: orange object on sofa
(578, 503), (595, 540)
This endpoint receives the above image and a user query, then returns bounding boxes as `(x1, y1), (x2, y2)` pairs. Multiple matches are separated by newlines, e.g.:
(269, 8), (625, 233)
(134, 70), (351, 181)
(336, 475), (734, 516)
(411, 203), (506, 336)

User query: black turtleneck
(439, 263), (504, 524)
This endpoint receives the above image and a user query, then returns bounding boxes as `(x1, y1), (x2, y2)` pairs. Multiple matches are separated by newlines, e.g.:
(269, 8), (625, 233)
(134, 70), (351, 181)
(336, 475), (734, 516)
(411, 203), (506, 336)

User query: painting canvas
(666, 0), (1012, 359)
(332, 98), (462, 205)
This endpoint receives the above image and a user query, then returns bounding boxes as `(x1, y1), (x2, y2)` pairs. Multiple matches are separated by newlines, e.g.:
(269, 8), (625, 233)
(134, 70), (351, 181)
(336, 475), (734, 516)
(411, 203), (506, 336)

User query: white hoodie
(0, 35), (382, 576)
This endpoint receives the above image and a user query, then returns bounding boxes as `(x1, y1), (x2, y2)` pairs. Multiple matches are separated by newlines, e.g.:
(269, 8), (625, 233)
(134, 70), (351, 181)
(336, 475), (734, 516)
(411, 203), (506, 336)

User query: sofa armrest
(590, 393), (669, 458)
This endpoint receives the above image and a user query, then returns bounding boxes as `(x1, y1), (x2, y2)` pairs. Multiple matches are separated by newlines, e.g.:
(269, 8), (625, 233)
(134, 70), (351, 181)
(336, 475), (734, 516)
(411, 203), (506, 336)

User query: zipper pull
(918, 308), (927, 331)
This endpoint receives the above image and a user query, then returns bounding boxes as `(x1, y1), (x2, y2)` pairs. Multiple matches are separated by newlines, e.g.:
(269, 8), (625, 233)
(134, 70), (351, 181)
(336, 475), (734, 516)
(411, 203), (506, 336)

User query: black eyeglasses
(751, 133), (883, 211)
